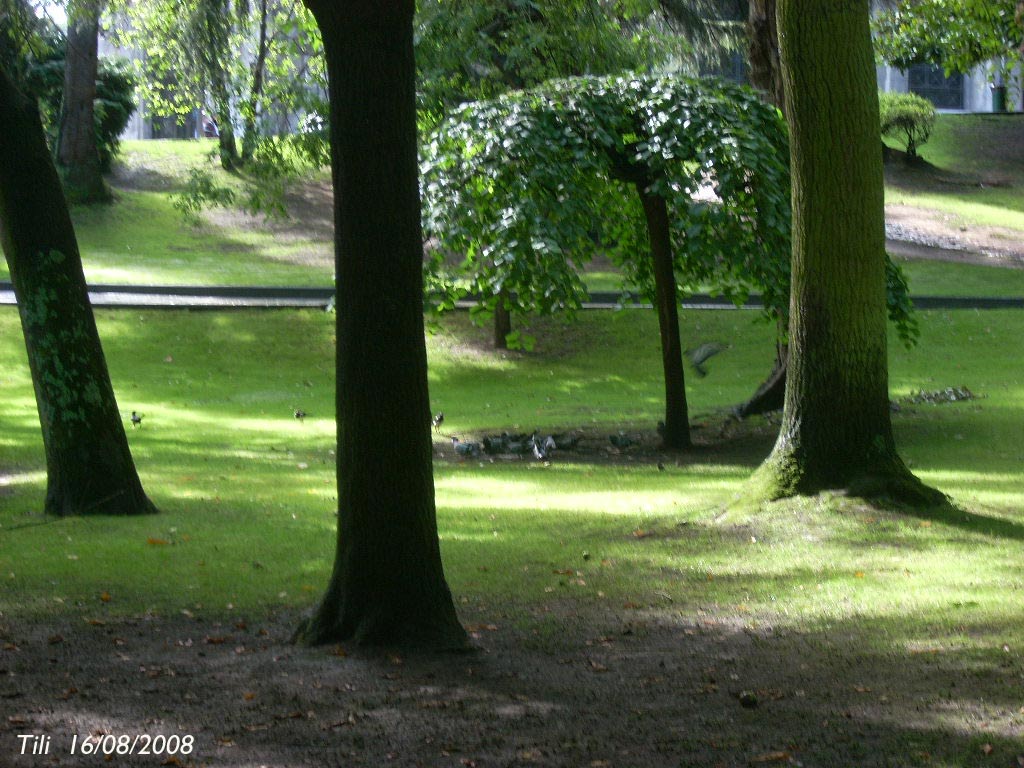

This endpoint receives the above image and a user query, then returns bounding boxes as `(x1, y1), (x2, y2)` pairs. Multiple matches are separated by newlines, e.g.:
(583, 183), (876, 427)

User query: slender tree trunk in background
(637, 187), (690, 450)
(213, 79), (239, 170)
(750, 0), (943, 506)
(736, 0), (786, 418)
(198, 0), (239, 169)
(493, 288), (511, 349)
(57, 0), (109, 203)
(0, 67), (156, 516)
(294, 0), (466, 649)
(241, 0), (270, 163)
(747, 0), (784, 114)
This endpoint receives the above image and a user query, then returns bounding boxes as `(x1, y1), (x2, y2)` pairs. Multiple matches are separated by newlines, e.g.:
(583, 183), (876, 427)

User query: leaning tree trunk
(57, 0), (109, 203)
(294, 0), (466, 649)
(637, 186), (690, 450)
(750, 0), (943, 506)
(0, 66), (156, 516)
(737, 0), (787, 418)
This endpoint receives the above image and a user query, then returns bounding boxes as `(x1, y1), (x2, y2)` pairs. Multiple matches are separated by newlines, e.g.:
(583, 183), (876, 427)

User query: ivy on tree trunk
(294, 0), (466, 649)
(750, 0), (944, 506)
(0, 66), (155, 516)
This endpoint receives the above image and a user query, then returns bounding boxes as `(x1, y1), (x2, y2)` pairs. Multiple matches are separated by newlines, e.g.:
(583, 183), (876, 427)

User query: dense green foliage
(879, 91), (936, 159)
(0, 13), (136, 171)
(873, 0), (1022, 83)
(28, 50), (137, 171)
(422, 72), (918, 346)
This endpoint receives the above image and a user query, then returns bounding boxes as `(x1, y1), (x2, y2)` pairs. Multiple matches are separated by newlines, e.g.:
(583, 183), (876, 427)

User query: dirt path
(885, 204), (1024, 269)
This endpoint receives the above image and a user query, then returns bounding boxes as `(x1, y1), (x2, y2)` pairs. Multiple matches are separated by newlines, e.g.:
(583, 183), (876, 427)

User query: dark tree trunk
(751, 0), (943, 506)
(493, 288), (511, 349)
(294, 0), (466, 649)
(737, 0), (787, 418)
(0, 66), (156, 516)
(241, 0), (270, 163)
(57, 0), (108, 203)
(636, 187), (690, 450)
(747, 0), (785, 114)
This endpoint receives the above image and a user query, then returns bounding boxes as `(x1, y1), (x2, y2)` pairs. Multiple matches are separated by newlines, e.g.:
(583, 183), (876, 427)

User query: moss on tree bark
(0, 66), (155, 516)
(750, 0), (944, 507)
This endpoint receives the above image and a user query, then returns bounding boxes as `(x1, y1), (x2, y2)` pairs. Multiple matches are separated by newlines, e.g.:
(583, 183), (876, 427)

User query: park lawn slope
(0, 306), (1021, 766)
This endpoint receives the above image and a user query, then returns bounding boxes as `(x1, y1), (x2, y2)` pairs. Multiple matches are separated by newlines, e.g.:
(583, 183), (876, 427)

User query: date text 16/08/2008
(17, 733), (196, 758)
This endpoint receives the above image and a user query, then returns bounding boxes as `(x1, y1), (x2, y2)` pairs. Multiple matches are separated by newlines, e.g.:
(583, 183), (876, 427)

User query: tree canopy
(421, 73), (791, 334)
(873, 0), (1023, 83)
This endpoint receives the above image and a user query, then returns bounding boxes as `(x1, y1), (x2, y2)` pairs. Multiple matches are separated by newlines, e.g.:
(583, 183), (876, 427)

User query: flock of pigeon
(449, 430), (581, 461)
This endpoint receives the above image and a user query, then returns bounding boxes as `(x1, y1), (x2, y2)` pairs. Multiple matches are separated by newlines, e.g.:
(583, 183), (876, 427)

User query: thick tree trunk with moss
(57, 0), (109, 203)
(0, 67), (155, 516)
(293, 0), (466, 649)
(751, 0), (942, 505)
(637, 187), (690, 450)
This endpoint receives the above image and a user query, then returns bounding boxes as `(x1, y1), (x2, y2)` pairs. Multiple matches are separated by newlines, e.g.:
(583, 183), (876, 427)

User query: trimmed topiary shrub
(879, 91), (936, 159)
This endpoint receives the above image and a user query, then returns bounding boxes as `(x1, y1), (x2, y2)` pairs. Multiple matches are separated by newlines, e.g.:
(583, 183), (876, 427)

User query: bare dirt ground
(3, 603), (1021, 768)
(886, 204), (1024, 269)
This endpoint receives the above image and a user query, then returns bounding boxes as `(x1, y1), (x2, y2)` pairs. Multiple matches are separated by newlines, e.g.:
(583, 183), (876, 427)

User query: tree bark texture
(637, 187), (690, 450)
(57, 0), (108, 203)
(753, 0), (942, 505)
(737, 0), (787, 418)
(294, 0), (466, 649)
(747, 0), (785, 114)
(0, 67), (156, 516)
(493, 289), (511, 349)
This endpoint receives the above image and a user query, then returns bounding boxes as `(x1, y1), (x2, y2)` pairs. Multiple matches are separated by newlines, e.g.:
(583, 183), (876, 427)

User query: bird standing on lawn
(685, 342), (727, 378)
(432, 411), (444, 432)
(130, 411), (142, 428)
(294, 409), (307, 421)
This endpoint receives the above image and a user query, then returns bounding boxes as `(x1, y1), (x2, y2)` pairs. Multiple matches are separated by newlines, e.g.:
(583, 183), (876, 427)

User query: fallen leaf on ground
(147, 538), (170, 546)
(100, 592), (111, 602)
(981, 744), (993, 755)
(243, 692), (256, 701)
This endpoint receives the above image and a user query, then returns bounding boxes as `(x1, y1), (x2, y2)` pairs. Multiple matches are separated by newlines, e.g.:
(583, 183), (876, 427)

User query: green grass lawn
(2, 134), (1022, 298)
(885, 113), (1024, 232)
(1, 305), (1021, 764)
(1, 306), (1020, 624)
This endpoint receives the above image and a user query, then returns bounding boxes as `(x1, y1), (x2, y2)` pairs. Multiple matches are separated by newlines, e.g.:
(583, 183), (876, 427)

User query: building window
(908, 63), (964, 109)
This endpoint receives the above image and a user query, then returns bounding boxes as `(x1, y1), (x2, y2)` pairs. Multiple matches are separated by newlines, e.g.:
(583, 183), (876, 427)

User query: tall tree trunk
(57, 0), (109, 203)
(747, 0), (784, 113)
(493, 288), (511, 349)
(637, 186), (690, 450)
(241, 0), (270, 163)
(751, 0), (942, 506)
(737, 0), (787, 418)
(0, 66), (156, 516)
(294, 0), (466, 649)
